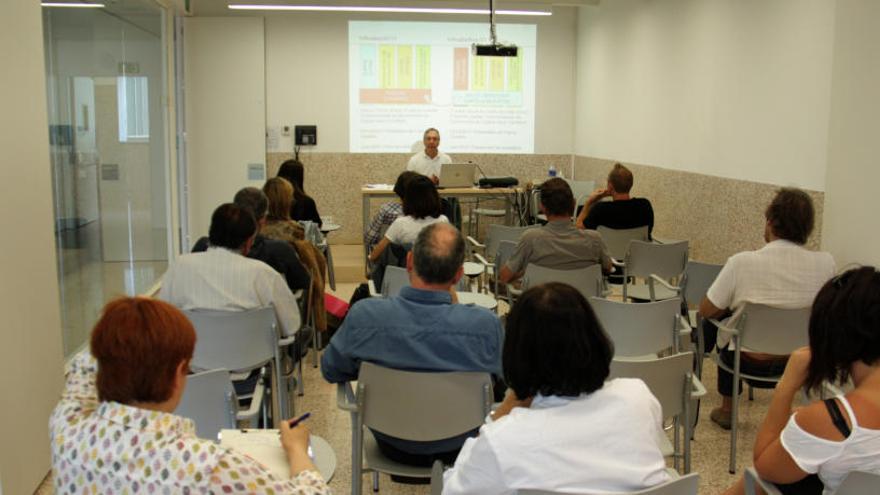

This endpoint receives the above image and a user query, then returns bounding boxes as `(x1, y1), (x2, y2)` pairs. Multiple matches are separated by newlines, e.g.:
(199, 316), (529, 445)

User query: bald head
(412, 223), (465, 285)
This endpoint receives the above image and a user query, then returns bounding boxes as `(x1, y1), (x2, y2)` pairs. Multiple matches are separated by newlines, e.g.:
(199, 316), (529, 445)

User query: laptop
(438, 163), (476, 188)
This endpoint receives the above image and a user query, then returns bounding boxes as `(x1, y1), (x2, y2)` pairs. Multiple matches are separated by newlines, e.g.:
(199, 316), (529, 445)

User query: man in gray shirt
(499, 178), (612, 285)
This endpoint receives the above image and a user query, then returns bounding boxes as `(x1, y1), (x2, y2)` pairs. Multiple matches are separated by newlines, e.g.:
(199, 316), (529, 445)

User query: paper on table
(220, 429), (289, 478)
(364, 183), (394, 190)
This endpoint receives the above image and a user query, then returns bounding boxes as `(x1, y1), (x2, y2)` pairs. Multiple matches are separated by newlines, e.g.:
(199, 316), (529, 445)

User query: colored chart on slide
(359, 44), (432, 104)
(349, 21), (536, 153)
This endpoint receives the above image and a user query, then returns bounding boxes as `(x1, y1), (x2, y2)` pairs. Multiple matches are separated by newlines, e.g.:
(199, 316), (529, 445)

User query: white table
(456, 291), (498, 310)
(220, 430), (337, 482)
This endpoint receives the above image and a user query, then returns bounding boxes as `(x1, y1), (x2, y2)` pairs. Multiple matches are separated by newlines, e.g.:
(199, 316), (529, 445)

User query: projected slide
(349, 21), (536, 153)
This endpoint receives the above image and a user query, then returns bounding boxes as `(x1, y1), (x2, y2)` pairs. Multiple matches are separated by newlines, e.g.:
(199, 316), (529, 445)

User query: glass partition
(43, 0), (171, 356)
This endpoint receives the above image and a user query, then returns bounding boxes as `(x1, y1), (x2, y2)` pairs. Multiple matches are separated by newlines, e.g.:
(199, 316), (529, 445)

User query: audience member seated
(49, 297), (328, 493)
(364, 170), (420, 252)
(441, 282), (671, 494)
(368, 175), (449, 264)
(700, 188), (836, 429)
(192, 187), (310, 293)
(723, 266), (880, 495)
(576, 163), (654, 239)
(499, 178), (611, 285)
(262, 177), (305, 243)
(278, 159), (322, 227)
(159, 203), (300, 338)
(322, 223), (503, 467)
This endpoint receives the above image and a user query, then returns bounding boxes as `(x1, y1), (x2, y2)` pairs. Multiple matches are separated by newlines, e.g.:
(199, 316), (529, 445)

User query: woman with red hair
(49, 297), (329, 494)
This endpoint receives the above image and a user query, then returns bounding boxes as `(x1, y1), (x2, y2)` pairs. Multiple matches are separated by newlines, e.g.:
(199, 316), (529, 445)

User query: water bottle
(548, 164), (557, 177)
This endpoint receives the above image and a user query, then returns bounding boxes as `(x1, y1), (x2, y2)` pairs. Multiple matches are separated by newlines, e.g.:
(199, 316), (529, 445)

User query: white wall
(573, 0), (835, 191)
(264, 8), (577, 154)
(0, 0), (65, 492)
(821, 0), (880, 267)
(184, 17), (267, 241)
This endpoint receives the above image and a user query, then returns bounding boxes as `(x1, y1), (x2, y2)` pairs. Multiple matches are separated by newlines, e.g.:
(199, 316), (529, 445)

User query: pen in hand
(288, 412), (311, 428)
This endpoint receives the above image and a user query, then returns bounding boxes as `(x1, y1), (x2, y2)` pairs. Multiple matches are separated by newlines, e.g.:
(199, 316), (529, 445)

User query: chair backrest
(517, 472), (699, 495)
(495, 240), (518, 271)
(597, 225), (650, 260)
(175, 369), (236, 442)
(682, 261), (723, 308)
(183, 307), (277, 373)
(521, 263), (603, 299)
(486, 224), (537, 260)
(735, 304), (811, 355)
(610, 353), (693, 418)
(835, 470), (880, 494)
(565, 178), (596, 212)
(382, 265), (468, 296)
(381, 265), (410, 296)
(357, 362), (492, 442)
(626, 240), (689, 280)
(589, 297), (682, 356)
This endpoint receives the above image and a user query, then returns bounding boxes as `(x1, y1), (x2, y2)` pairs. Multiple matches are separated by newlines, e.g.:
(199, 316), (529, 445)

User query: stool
(468, 199), (505, 239)
(463, 261), (485, 293)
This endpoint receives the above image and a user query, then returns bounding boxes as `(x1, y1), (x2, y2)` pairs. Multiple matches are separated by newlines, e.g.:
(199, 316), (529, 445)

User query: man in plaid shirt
(364, 171), (420, 250)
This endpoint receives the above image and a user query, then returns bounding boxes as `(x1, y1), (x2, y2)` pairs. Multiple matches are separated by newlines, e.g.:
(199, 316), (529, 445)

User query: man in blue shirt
(322, 222), (503, 468)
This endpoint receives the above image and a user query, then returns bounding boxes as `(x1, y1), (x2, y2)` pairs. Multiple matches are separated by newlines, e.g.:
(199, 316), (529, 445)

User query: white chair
(681, 261), (723, 377)
(468, 224), (537, 272)
(183, 307), (296, 424)
(336, 362), (493, 495)
(589, 297), (690, 357)
(430, 461), (699, 495)
(610, 353), (707, 474)
(745, 467), (880, 495)
(710, 304), (812, 473)
(175, 369), (237, 442)
(521, 263), (604, 300)
(565, 178), (596, 219)
(374, 265), (468, 298)
(530, 178), (596, 223)
(597, 225), (650, 261)
(620, 240), (689, 302)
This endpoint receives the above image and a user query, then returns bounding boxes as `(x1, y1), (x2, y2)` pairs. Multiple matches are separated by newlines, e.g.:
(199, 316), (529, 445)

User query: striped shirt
(159, 247), (301, 337)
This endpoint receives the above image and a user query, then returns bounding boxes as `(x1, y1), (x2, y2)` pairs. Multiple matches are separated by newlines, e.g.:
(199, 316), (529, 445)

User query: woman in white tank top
(369, 175), (448, 263)
(724, 266), (880, 495)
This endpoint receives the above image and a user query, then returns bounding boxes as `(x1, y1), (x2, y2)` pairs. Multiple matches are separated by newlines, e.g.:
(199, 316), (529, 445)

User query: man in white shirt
(159, 203), (301, 338)
(406, 127), (451, 184)
(699, 188), (836, 429)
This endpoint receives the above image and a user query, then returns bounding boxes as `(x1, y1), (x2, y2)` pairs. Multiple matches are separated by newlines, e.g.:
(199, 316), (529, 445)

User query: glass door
(43, 0), (172, 355)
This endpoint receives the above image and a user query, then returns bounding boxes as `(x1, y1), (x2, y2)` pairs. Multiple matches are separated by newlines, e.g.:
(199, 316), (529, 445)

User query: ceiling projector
(471, 43), (518, 57)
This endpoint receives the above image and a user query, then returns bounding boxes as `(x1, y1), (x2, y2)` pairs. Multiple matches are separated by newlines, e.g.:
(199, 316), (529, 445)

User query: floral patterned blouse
(49, 351), (330, 494)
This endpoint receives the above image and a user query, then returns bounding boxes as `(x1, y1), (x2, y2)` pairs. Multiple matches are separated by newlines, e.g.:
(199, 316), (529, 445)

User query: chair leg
(297, 353), (305, 397)
(673, 417), (681, 472)
(372, 471), (379, 492)
(749, 386), (755, 401)
(730, 351), (742, 474)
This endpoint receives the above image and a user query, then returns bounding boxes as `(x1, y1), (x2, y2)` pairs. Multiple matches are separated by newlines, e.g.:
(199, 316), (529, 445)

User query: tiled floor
(39, 245), (779, 494)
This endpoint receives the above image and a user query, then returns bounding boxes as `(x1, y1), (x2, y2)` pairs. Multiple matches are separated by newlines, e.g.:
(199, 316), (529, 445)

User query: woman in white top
(442, 282), (671, 495)
(369, 174), (448, 263)
(724, 266), (880, 495)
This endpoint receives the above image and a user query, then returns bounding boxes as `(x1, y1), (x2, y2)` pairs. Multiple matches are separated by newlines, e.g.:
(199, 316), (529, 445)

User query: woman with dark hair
(442, 283), (671, 494)
(368, 174), (447, 263)
(724, 266), (880, 495)
(262, 177), (305, 243)
(49, 297), (328, 494)
(277, 159), (322, 227)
